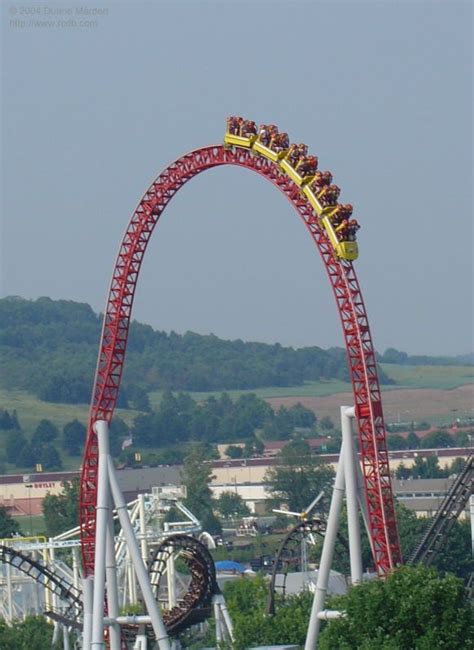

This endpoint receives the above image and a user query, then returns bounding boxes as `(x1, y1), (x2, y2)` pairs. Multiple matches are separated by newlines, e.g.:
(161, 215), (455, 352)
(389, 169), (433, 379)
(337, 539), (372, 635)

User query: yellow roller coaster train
(224, 117), (360, 262)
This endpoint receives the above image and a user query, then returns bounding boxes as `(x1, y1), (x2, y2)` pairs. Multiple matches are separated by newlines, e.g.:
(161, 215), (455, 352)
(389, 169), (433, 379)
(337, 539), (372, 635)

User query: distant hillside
(0, 296), (396, 407)
(377, 347), (474, 367)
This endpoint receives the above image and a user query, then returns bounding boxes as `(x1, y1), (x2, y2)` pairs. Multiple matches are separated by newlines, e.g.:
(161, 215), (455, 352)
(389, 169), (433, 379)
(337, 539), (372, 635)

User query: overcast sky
(1, 0), (472, 356)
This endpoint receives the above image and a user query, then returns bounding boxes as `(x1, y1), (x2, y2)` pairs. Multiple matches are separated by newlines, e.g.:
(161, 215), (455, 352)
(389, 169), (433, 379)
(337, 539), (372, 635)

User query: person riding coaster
(227, 116), (243, 135)
(318, 184), (341, 206)
(331, 203), (353, 226)
(240, 120), (257, 138)
(270, 132), (290, 153)
(309, 171), (333, 194)
(295, 155), (318, 178)
(258, 124), (278, 147)
(286, 143), (308, 167)
(335, 216), (360, 242)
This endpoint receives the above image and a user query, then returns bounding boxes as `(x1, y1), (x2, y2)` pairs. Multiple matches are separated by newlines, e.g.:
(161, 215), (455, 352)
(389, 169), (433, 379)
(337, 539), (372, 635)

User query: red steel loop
(80, 145), (402, 576)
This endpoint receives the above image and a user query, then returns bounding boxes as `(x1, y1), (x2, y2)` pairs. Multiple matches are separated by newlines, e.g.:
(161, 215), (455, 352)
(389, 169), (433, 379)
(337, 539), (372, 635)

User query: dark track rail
(0, 545), (81, 616)
(407, 452), (473, 566)
(147, 534), (219, 636)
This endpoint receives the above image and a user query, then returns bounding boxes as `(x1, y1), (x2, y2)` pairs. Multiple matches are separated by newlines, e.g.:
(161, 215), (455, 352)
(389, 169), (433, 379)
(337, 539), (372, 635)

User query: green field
(1, 364), (472, 443)
(0, 388), (138, 436)
(149, 365), (474, 407)
(148, 379), (354, 409)
(380, 364), (474, 390)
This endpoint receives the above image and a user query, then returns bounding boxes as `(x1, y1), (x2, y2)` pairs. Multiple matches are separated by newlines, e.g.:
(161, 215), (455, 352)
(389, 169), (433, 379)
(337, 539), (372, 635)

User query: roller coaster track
(407, 452), (473, 566)
(267, 517), (327, 615)
(80, 140), (402, 577)
(0, 536), (218, 639)
(0, 545), (81, 616)
(147, 534), (219, 637)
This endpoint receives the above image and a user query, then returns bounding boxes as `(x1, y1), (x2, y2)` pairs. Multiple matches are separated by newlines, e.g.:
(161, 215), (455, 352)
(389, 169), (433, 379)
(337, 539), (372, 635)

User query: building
(209, 448), (471, 516)
(0, 447), (469, 521)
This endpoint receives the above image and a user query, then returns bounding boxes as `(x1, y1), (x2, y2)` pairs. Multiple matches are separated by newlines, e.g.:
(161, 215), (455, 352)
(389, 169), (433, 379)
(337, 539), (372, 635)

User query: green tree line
(0, 296), (397, 405)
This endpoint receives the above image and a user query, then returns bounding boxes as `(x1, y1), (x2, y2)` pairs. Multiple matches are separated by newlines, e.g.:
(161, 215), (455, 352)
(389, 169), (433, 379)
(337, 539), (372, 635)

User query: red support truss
(80, 145), (402, 576)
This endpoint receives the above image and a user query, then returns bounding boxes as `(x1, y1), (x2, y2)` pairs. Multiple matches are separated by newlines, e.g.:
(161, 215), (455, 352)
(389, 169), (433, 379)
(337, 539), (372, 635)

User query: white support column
(470, 494), (474, 557)
(62, 624), (71, 650)
(72, 547), (81, 619)
(91, 420), (112, 649)
(213, 593), (234, 643)
(6, 562), (13, 623)
(107, 455), (171, 650)
(127, 552), (137, 606)
(106, 510), (121, 650)
(43, 548), (51, 615)
(82, 576), (93, 650)
(138, 494), (148, 564)
(341, 406), (363, 585)
(167, 556), (176, 610)
(305, 440), (346, 649)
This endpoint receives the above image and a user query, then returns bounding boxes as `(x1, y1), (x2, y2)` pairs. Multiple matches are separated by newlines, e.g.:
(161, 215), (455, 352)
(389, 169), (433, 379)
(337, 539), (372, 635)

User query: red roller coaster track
(80, 144), (402, 576)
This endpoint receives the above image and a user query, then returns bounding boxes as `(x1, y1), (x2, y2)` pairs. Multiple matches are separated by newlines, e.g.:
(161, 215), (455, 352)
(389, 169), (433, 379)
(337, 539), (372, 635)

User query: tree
(38, 444), (62, 470)
(319, 565), (474, 649)
(449, 456), (468, 475)
(226, 445), (244, 459)
(406, 430), (420, 449)
(216, 491), (250, 520)
(109, 418), (131, 456)
(63, 419), (87, 456)
(411, 455), (445, 479)
(42, 481), (79, 536)
(0, 408), (20, 430)
(395, 462), (411, 479)
(387, 433), (408, 450)
(0, 505), (20, 537)
(17, 443), (35, 469)
(223, 576), (313, 650)
(430, 518), (473, 579)
(420, 429), (455, 449)
(5, 430), (28, 464)
(31, 419), (59, 451)
(181, 445), (221, 534)
(381, 347), (408, 364)
(265, 440), (334, 513)
(0, 616), (60, 650)
(319, 416), (335, 431)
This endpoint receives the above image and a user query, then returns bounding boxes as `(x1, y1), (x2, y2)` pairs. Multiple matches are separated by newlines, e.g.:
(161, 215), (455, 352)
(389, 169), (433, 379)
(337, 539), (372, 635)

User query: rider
(271, 132), (290, 152)
(297, 155), (318, 177)
(286, 143), (308, 167)
(310, 171), (333, 194)
(319, 184), (341, 206)
(228, 116), (243, 135)
(240, 120), (257, 137)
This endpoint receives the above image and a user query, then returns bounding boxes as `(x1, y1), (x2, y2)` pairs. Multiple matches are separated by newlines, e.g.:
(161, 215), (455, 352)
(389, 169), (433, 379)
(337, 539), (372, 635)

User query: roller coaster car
(224, 117), (257, 148)
(280, 152), (318, 187)
(302, 172), (333, 214)
(320, 203), (359, 261)
(253, 126), (290, 162)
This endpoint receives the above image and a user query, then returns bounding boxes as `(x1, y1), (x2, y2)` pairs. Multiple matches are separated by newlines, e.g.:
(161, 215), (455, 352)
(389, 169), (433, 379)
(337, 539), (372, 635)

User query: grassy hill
(0, 296), (472, 475)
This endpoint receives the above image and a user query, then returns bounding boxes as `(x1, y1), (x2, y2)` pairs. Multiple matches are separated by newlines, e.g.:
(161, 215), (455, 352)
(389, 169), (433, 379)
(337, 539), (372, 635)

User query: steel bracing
(407, 452), (473, 566)
(80, 144), (402, 577)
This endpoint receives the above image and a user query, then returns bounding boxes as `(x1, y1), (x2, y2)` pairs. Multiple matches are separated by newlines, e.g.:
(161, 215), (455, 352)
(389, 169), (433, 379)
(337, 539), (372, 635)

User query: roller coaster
(0, 119), (470, 645)
(80, 117), (402, 580)
(224, 117), (360, 261)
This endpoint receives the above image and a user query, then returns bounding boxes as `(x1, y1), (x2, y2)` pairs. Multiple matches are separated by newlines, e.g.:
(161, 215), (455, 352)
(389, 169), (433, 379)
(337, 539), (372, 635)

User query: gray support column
(106, 510), (121, 650)
(91, 420), (111, 648)
(305, 441), (346, 649)
(82, 576), (94, 650)
(341, 406), (363, 585)
(107, 455), (171, 650)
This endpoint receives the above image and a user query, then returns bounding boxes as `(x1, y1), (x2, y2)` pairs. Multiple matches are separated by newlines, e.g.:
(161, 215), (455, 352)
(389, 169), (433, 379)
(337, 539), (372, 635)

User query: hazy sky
(1, 1), (472, 355)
